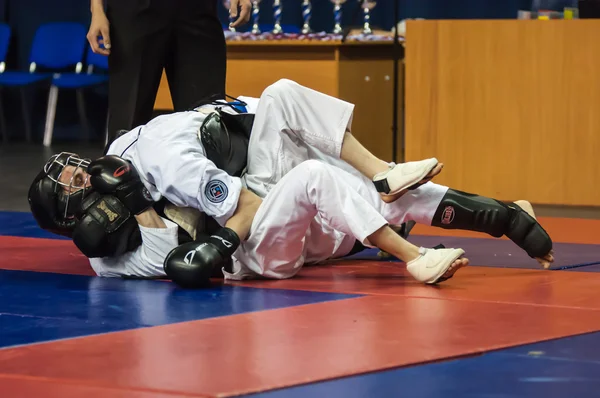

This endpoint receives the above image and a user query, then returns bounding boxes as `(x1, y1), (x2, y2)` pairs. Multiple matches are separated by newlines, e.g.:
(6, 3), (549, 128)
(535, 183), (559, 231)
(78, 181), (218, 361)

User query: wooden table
(405, 19), (600, 207)
(154, 40), (404, 162)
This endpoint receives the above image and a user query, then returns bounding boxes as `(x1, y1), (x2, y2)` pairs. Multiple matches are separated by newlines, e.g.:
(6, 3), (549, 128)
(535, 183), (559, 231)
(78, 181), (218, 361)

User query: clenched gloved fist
(88, 155), (153, 215)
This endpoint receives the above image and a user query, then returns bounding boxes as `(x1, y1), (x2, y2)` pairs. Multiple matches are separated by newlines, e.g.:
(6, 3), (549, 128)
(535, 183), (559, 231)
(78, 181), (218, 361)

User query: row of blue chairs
(0, 22), (108, 146)
(0, 21), (303, 146)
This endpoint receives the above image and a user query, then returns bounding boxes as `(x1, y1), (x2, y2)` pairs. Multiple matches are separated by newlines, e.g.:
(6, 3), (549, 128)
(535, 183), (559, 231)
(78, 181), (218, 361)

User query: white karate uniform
(88, 79), (447, 279)
(88, 101), (259, 278)
(222, 79), (448, 280)
(228, 160), (447, 280)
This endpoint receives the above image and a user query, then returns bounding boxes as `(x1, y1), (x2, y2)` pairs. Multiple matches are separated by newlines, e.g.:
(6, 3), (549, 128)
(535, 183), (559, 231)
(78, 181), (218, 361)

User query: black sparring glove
(72, 191), (134, 258)
(87, 155), (153, 215)
(164, 227), (240, 288)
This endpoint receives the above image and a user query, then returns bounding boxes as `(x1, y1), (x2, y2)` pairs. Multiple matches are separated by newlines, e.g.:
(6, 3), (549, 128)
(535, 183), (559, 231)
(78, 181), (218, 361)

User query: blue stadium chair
(0, 23), (12, 143)
(43, 46), (109, 147)
(0, 22), (87, 143)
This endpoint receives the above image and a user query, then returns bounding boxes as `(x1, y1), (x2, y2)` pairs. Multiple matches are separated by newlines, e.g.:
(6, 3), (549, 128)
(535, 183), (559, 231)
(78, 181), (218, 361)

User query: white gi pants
(230, 160), (448, 280)
(229, 80), (449, 280)
(243, 78), (363, 198)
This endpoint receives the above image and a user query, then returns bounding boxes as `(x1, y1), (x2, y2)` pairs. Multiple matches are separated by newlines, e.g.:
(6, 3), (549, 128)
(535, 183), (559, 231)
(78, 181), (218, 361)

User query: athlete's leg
(231, 160), (466, 284)
(331, 166), (554, 269)
(243, 79), (441, 199)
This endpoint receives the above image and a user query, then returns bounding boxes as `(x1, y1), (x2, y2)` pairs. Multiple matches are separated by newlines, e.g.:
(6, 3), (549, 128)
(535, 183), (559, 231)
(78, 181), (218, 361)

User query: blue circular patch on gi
(205, 180), (229, 203)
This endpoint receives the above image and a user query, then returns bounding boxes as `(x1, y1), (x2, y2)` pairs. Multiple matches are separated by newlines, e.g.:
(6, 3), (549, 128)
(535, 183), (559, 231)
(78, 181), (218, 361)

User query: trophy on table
(361, 0), (376, 35)
(272, 0), (283, 34)
(251, 0), (261, 34)
(330, 0), (347, 35)
(301, 0), (312, 34)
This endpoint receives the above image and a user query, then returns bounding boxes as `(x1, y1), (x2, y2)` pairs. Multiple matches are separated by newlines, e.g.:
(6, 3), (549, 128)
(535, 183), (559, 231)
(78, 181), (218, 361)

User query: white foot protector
(406, 247), (466, 284)
(373, 158), (439, 195)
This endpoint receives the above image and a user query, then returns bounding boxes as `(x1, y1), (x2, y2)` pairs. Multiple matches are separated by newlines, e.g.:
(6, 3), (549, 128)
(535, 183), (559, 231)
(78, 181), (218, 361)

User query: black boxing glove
(87, 155), (153, 215)
(164, 227), (240, 288)
(72, 192), (133, 258)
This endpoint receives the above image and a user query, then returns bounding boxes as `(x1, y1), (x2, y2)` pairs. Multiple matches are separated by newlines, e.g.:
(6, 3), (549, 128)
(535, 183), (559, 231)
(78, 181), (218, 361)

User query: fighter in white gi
(28, 79), (554, 287)
(162, 80), (554, 287)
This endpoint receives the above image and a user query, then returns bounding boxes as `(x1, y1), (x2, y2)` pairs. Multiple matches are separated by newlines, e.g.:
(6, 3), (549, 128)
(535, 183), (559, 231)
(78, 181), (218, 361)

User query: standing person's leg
(106, 0), (173, 135)
(243, 79), (441, 199)
(166, 0), (226, 111)
(230, 160), (467, 284)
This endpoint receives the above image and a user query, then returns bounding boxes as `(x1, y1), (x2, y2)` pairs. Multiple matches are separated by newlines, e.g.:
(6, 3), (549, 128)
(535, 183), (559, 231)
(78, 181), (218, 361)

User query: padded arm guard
(431, 189), (553, 259)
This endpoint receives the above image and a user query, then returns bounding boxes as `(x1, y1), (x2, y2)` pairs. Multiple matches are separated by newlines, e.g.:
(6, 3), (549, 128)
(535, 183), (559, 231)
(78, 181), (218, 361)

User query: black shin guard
(431, 189), (553, 258)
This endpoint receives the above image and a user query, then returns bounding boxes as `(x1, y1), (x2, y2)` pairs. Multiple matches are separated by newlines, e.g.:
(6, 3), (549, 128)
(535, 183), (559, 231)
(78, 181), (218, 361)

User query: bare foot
(513, 200), (555, 269)
(380, 163), (444, 203)
(436, 257), (470, 283)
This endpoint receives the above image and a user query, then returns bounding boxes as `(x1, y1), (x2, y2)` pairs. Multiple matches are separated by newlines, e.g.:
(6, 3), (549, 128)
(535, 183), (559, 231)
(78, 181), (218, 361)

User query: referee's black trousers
(106, 0), (226, 136)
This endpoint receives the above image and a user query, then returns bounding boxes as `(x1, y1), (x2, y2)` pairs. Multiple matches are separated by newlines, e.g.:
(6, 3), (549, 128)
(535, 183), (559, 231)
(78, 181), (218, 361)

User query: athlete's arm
(134, 207), (167, 229)
(224, 187), (263, 241)
(88, 212), (180, 278)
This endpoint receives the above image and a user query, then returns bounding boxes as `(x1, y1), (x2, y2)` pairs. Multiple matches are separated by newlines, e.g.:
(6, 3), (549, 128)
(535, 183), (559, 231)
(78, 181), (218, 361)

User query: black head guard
(28, 152), (92, 237)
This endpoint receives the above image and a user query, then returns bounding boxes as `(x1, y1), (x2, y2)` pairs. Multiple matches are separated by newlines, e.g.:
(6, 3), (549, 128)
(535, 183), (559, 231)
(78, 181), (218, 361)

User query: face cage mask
(43, 152), (92, 220)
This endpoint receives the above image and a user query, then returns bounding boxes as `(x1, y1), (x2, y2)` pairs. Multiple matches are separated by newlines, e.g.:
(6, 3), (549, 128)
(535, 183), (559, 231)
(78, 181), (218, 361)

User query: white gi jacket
(88, 98), (259, 278)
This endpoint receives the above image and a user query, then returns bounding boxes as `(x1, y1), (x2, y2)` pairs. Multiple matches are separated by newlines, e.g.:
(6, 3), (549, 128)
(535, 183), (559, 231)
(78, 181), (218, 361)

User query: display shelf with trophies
(221, 0), (398, 43)
(155, 0), (405, 162)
